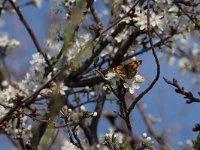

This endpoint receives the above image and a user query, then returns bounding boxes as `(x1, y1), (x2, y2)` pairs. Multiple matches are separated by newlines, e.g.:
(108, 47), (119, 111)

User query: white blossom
(115, 30), (129, 43)
(123, 81), (140, 94)
(61, 139), (80, 150)
(30, 52), (46, 66)
(146, 137), (152, 141)
(65, 34), (91, 62)
(142, 133), (147, 138)
(151, 12), (164, 31)
(104, 128), (124, 144)
(45, 39), (63, 58)
(89, 91), (95, 97)
(58, 83), (68, 95)
(64, 0), (76, 9)
(80, 105), (86, 112)
(2, 85), (18, 102)
(1, 80), (9, 88)
(0, 33), (20, 49)
(155, 0), (172, 4)
(132, 7), (147, 30)
(168, 5), (179, 12)
(179, 57), (191, 74)
(105, 72), (117, 80)
(123, 75), (145, 94)
(0, 105), (7, 119)
(33, 0), (42, 8)
(93, 112), (98, 117)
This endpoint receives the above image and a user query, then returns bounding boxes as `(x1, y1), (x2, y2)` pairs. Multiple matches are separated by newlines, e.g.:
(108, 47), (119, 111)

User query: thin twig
(2, 1), (33, 11)
(163, 77), (200, 103)
(90, 94), (106, 142)
(24, 112), (49, 123)
(18, 138), (26, 150)
(72, 125), (84, 150)
(193, 123), (200, 132)
(137, 102), (173, 150)
(86, 0), (101, 24)
(8, 0), (52, 71)
(100, 0), (141, 36)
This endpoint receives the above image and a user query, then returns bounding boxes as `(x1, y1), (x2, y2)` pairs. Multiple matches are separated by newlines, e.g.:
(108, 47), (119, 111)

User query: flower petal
(129, 87), (135, 94)
(105, 72), (116, 80)
(132, 83), (140, 89)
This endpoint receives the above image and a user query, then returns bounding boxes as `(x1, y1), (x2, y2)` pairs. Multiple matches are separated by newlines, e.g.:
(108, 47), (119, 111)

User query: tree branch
(8, 0), (52, 71)
(163, 77), (200, 103)
(127, 0), (160, 115)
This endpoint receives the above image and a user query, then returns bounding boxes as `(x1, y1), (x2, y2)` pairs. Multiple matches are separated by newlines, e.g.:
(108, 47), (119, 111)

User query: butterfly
(108, 60), (142, 79)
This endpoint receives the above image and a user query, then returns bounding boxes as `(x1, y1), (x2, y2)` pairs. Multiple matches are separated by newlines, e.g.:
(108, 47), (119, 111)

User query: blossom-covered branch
(0, 0), (199, 149)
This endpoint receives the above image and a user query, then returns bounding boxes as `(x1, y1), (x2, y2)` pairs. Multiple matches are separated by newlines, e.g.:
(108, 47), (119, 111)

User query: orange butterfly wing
(109, 60), (142, 79)
(109, 65), (126, 78)
(127, 60), (142, 79)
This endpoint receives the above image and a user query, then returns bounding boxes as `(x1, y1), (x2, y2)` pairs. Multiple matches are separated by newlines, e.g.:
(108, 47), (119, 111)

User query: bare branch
(8, 0), (52, 71)
(163, 77), (200, 103)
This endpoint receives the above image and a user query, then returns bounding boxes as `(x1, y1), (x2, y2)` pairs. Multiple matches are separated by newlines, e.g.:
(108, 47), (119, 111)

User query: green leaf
(192, 132), (200, 149)
(112, 133), (117, 143)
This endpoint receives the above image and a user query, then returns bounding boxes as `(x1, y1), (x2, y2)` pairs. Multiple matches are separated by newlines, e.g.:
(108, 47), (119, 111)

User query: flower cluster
(123, 75), (145, 94)
(0, 51), (69, 120)
(103, 128), (127, 149)
(0, 33), (20, 57)
(61, 105), (98, 124)
(59, 105), (99, 150)
(138, 133), (154, 150)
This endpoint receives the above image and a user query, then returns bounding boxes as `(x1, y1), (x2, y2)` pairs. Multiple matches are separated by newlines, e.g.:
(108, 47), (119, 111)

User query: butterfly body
(109, 60), (142, 79)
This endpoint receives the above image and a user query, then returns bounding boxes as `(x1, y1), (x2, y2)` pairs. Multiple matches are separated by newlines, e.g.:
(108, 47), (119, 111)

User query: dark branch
(163, 77), (200, 103)
(127, 0), (160, 114)
(8, 0), (52, 71)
